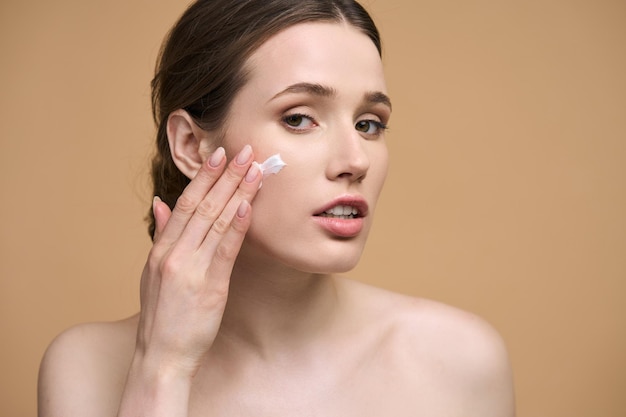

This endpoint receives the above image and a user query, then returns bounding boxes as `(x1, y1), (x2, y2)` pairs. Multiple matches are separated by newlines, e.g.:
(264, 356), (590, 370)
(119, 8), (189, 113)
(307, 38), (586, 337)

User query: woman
(38, 1), (515, 416)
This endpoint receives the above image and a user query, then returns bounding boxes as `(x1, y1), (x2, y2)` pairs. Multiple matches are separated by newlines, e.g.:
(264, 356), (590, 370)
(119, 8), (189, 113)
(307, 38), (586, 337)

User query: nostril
(337, 171), (366, 182)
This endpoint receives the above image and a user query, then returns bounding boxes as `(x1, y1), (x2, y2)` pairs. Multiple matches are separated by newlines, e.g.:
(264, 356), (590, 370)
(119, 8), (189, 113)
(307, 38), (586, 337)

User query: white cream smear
(253, 153), (286, 178)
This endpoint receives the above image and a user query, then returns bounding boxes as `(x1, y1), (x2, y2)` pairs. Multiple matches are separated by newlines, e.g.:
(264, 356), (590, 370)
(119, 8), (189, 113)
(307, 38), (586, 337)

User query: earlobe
(166, 109), (209, 179)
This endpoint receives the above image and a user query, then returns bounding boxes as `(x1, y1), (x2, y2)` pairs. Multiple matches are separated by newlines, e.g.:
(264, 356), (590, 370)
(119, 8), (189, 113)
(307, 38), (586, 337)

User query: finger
(152, 196), (172, 243)
(206, 200), (252, 289)
(157, 146), (228, 246)
(197, 162), (261, 254)
(175, 145), (259, 250)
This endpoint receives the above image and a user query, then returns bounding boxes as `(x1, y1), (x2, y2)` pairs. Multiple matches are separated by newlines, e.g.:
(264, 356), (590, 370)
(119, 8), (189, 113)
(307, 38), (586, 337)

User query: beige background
(1, 0), (624, 415)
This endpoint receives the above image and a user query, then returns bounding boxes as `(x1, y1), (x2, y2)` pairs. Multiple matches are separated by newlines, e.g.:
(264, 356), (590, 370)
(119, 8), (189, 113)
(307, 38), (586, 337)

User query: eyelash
(281, 113), (388, 137)
(355, 119), (388, 136)
(282, 113), (317, 131)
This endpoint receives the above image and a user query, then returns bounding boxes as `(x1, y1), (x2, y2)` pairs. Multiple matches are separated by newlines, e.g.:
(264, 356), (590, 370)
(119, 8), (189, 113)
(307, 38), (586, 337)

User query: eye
(355, 119), (388, 136)
(282, 113), (317, 132)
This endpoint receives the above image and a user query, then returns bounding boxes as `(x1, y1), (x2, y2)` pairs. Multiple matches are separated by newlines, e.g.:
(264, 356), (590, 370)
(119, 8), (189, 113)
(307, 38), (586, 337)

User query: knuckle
(146, 245), (166, 271)
(223, 165), (244, 184)
(175, 194), (196, 215)
(194, 198), (219, 219)
(211, 216), (232, 236)
(209, 279), (230, 301)
(203, 276), (232, 306)
(203, 272), (231, 302)
(160, 255), (184, 277)
(214, 241), (238, 264)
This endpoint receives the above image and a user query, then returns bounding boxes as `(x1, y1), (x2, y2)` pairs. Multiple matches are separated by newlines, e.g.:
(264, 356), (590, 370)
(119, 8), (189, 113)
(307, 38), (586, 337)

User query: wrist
(117, 352), (194, 417)
(129, 348), (198, 384)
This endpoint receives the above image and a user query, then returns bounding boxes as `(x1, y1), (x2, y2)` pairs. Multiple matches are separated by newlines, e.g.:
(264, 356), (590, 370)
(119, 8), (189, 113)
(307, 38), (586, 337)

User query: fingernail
(236, 145), (252, 165)
(209, 147), (225, 167)
(245, 162), (260, 183)
(237, 200), (250, 218)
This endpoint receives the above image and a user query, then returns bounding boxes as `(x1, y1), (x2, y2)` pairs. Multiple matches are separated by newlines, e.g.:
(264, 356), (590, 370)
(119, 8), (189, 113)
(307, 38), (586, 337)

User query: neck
(214, 255), (341, 359)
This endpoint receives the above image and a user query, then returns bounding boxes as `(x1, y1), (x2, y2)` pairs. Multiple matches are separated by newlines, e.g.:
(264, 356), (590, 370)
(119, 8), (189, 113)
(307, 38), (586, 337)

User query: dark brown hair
(148, 0), (382, 239)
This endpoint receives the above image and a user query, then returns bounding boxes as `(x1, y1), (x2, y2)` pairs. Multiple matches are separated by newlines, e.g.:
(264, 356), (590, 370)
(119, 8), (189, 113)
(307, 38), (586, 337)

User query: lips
(317, 205), (360, 219)
(313, 196), (369, 219)
(312, 196), (368, 238)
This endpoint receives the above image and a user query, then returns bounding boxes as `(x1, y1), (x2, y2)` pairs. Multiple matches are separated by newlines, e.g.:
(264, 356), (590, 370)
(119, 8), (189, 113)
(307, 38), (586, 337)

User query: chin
(239, 238), (366, 275)
(291, 255), (362, 275)
(301, 237), (369, 273)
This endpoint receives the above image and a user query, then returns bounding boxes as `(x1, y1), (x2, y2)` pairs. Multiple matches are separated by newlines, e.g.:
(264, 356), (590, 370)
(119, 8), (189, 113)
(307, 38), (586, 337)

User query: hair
(148, 0), (382, 239)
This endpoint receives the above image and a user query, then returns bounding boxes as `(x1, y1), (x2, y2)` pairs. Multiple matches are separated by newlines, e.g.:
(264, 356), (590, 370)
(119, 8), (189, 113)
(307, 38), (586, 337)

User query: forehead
(244, 22), (387, 96)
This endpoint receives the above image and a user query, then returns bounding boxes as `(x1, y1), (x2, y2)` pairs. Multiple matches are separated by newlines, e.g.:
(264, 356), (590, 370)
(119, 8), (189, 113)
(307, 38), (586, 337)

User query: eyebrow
(269, 82), (392, 111)
(365, 91), (393, 111)
(269, 82), (336, 102)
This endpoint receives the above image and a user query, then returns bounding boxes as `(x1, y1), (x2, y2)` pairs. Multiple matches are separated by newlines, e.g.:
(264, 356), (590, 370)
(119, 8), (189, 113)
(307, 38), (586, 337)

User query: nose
(326, 124), (370, 182)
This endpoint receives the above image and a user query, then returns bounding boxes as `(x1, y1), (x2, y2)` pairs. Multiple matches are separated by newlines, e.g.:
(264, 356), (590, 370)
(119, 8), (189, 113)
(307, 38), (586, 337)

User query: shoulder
(340, 279), (510, 364)
(339, 279), (515, 416)
(396, 297), (511, 376)
(38, 316), (139, 417)
(392, 295), (515, 415)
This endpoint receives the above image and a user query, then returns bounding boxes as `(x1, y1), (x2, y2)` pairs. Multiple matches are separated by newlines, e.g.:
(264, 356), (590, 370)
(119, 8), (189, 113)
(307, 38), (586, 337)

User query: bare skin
(38, 22), (515, 417)
(39, 279), (513, 417)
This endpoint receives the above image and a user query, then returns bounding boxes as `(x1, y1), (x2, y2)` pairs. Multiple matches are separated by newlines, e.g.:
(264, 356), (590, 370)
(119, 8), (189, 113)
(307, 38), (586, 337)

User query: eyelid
(358, 100), (390, 118)
(358, 111), (389, 128)
(356, 119), (388, 137)
(361, 107), (389, 123)
(281, 111), (318, 132)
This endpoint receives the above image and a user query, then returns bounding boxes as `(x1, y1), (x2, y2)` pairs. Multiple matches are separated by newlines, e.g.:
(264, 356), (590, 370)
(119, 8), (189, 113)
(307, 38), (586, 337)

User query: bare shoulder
(339, 278), (515, 416)
(397, 295), (512, 378)
(38, 315), (139, 417)
(393, 294), (515, 415)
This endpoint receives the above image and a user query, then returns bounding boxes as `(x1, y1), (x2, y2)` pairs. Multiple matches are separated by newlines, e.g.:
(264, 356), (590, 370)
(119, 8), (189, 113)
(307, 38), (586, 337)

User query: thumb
(152, 196), (172, 242)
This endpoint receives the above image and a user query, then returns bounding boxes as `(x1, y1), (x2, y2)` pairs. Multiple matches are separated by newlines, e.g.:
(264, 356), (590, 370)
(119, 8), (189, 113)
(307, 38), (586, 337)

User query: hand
(135, 145), (262, 378)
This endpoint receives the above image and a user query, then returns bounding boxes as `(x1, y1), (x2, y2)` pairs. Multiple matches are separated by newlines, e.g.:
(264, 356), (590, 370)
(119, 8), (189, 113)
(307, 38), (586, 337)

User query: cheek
(368, 143), (389, 190)
(248, 149), (319, 223)
(379, 148), (390, 183)
(260, 142), (321, 181)
(245, 169), (310, 253)
(255, 156), (313, 203)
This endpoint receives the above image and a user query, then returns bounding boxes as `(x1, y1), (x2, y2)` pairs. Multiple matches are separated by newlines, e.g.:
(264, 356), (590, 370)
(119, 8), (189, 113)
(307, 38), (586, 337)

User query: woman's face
(220, 22), (391, 274)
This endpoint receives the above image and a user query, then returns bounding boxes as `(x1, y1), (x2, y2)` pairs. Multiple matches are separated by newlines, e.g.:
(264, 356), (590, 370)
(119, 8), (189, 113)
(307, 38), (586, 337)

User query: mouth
(313, 197), (369, 220)
(316, 205), (361, 219)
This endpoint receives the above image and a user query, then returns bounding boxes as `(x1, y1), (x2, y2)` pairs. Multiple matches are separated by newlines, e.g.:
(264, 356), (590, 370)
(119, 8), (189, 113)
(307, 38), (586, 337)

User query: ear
(166, 109), (213, 179)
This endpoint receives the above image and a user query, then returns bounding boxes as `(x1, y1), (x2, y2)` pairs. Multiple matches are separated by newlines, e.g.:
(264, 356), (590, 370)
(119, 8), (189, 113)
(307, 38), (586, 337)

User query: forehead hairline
(241, 22), (388, 109)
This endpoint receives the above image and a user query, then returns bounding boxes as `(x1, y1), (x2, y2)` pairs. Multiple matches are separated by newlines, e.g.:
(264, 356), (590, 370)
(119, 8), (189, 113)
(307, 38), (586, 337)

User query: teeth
(321, 205), (359, 218)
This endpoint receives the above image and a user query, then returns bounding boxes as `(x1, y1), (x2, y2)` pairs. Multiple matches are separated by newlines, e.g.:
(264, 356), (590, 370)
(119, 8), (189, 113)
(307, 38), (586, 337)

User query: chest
(186, 355), (463, 417)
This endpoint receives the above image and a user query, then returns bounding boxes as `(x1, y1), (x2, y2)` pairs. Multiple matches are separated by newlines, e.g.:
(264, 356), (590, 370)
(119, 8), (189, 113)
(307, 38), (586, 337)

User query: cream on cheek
(253, 153), (286, 178)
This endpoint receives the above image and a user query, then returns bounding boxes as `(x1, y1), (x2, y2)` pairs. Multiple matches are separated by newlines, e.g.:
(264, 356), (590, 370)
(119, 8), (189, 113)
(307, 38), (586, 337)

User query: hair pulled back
(148, 0), (381, 239)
